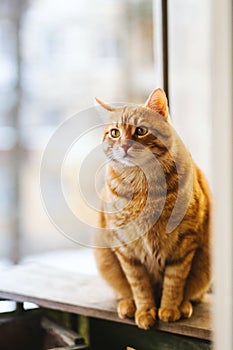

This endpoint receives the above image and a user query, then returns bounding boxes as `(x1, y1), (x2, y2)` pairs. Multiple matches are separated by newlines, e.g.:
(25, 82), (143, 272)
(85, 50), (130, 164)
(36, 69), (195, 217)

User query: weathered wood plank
(0, 263), (212, 341)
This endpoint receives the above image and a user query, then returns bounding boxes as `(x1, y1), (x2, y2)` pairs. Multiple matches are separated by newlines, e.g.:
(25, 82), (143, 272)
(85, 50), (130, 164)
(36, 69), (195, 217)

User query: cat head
(96, 88), (173, 167)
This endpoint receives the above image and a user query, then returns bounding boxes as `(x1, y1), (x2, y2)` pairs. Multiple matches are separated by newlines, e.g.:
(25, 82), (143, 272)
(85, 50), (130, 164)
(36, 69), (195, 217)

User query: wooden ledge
(0, 263), (212, 341)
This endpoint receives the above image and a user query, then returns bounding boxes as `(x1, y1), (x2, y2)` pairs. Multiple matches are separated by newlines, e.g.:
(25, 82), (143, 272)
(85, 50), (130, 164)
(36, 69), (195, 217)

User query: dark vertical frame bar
(161, 0), (169, 101)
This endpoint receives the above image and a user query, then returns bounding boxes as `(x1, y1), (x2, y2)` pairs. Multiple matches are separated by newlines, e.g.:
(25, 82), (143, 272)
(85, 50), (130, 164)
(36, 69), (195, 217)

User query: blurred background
(0, 0), (211, 264)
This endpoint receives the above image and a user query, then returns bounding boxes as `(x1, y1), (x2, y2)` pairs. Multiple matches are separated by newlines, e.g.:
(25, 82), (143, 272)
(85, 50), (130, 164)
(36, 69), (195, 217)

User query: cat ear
(95, 97), (117, 112)
(145, 88), (169, 119)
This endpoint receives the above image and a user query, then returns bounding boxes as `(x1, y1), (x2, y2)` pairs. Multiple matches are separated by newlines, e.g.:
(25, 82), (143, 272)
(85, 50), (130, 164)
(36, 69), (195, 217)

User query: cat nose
(121, 141), (133, 153)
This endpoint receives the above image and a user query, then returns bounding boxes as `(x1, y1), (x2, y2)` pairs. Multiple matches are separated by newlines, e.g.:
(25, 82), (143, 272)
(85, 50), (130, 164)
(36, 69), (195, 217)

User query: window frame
(211, 0), (233, 349)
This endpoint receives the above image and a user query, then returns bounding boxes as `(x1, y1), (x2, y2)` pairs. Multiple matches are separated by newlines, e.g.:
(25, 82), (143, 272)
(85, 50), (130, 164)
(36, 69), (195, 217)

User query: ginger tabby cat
(94, 88), (212, 330)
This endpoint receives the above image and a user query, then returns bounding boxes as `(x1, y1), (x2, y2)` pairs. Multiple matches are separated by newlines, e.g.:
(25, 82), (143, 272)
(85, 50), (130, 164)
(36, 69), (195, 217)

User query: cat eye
(135, 126), (148, 136)
(110, 128), (121, 138)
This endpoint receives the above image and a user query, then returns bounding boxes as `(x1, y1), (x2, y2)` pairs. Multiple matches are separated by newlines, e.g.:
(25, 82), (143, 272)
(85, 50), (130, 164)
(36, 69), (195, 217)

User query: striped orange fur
(94, 88), (212, 329)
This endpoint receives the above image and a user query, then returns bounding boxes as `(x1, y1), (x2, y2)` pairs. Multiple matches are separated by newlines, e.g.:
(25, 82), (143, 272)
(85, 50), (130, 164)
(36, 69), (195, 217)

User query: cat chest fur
(114, 231), (166, 287)
(104, 165), (168, 240)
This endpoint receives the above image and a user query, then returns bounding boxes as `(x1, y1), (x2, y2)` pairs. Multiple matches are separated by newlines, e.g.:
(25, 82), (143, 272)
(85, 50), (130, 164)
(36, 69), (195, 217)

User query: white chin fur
(120, 157), (135, 166)
(111, 152), (136, 166)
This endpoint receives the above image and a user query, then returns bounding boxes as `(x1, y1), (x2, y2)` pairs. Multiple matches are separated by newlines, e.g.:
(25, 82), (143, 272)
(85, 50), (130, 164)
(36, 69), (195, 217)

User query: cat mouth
(123, 153), (133, 158)
(120, 153), (137, 165)
(122, 153), (136, 162)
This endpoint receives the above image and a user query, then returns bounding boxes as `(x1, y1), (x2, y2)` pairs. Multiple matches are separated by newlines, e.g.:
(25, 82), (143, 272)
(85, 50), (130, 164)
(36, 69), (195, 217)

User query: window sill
(0, 262), (212, 342)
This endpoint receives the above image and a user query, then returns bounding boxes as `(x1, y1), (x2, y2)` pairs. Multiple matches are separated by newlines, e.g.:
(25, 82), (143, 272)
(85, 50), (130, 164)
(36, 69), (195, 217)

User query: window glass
(168, 0), (212, 185)
(0, 0), (154, 260)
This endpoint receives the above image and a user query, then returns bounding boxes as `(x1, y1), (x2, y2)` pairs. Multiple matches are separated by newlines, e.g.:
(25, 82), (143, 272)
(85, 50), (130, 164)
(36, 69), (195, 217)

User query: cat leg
(183, 246), (211, 303)
(158, 249), (196, 322)
(115, 249), (156, 330)
(178, 247), (211, 319)
(94, 247), (136, 319)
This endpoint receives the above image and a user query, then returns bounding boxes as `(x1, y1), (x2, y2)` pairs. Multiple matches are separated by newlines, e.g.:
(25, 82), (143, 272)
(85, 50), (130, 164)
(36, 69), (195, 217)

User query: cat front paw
(135, 307), (156, 330)
(180, 301), (193, 319)
(117, 299), (136, 319)
(158, 307), (181, 322)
